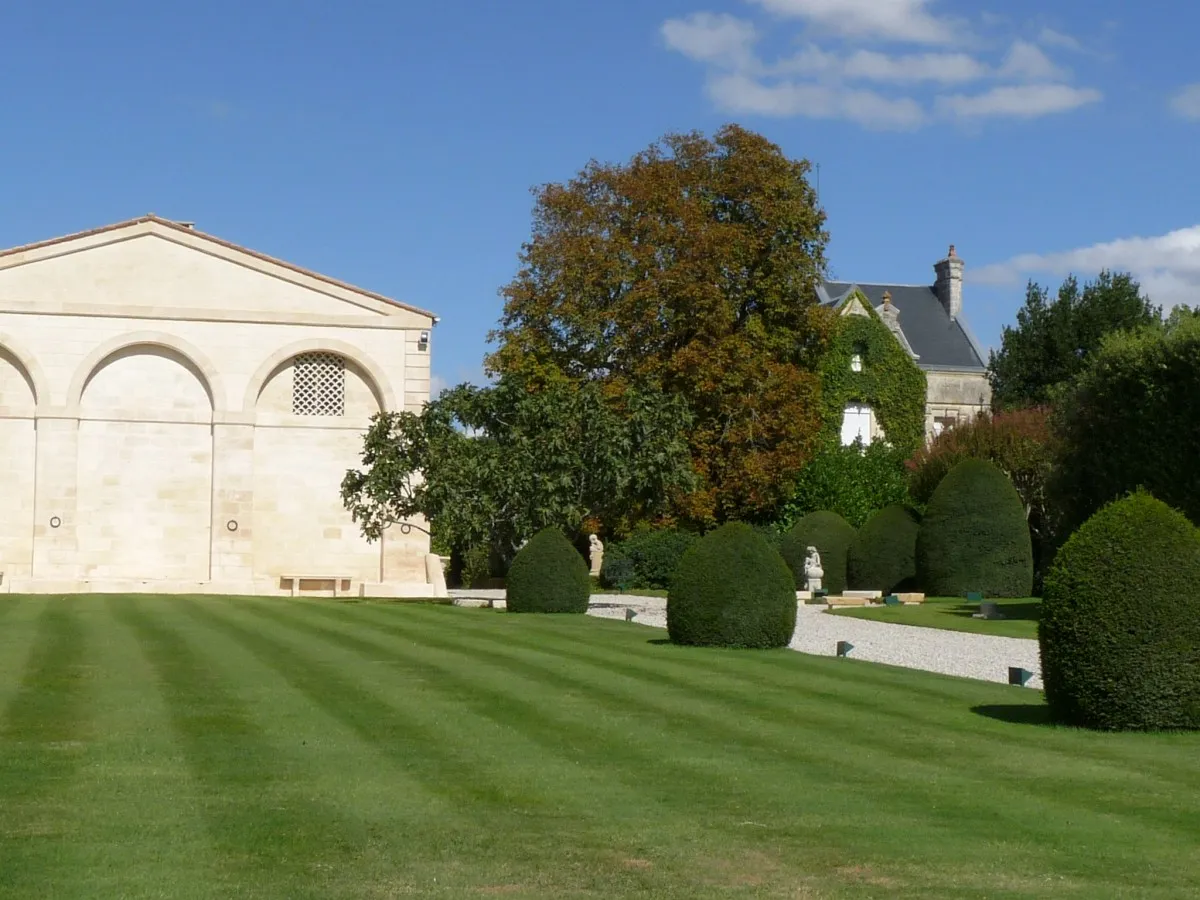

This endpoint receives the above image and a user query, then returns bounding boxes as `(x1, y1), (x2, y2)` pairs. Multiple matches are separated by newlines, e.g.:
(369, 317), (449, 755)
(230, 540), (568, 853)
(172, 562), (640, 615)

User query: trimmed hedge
(780, 511), (856, 594)
(667, 523), (796, 648)
(600, 529), (699, 591)
(916, 459), (1033, 598)
(847, 505), (921, 594)
(506, 528), (590, 614)
(1039, 492), (1200, 731)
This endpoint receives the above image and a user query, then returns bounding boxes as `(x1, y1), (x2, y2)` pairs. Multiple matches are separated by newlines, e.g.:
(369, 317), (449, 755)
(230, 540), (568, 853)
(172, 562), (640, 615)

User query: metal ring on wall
(49, 516), (62, 529)
(227, 520), (239, 532)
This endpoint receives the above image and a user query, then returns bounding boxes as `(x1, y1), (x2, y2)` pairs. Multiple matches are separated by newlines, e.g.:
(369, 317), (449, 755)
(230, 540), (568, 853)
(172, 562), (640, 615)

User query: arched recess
(66, 331), (227, 416)
(0, 336), (42, 579)
(242, 338), (395, 414)
(245, 339), (394, 585)
(72, 334), (219, 581)
(0, 332), (47, 409)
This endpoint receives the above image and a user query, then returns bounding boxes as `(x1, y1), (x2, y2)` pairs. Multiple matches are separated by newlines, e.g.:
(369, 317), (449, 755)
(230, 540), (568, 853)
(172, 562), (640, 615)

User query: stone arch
(0, 331), (47, 408)
(242, 338), (395, 413)
(67, 331), (226, 416)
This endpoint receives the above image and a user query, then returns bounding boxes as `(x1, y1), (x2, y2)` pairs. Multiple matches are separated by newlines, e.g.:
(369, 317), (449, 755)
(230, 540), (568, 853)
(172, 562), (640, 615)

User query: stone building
(0, 215), (443, 597)
(816, 245), (992, 444)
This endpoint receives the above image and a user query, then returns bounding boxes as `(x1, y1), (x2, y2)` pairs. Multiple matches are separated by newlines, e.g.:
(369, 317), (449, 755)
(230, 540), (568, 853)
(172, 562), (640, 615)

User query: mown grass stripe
(300, 602), (1200, 849)
(110, 595), (374, 899)
(174, 597), (682, 894)
(353, 603), (1200, 794)
(0, 599), (93, 898)
(231, 598), (1141, 885)
(268, 600), (1200, 887)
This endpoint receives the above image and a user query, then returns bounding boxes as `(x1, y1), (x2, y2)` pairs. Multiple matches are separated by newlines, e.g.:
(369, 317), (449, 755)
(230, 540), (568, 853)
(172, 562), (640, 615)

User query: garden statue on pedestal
(588, 534), (605, 578)
(803, 546), (824, 593)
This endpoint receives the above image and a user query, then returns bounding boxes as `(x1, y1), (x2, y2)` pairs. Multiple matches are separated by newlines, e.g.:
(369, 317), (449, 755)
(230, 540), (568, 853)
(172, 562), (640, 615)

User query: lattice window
(292, 352), (345, 416)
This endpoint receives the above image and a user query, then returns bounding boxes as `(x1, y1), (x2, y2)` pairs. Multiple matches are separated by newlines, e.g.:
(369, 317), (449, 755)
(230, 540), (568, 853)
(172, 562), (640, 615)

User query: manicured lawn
(1, 595), (1197, 898)
(829, 596), (1042, 639)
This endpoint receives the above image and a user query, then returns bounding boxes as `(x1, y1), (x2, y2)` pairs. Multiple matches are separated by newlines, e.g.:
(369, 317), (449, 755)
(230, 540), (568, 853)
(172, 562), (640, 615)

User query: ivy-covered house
(816, 245), (992, 447)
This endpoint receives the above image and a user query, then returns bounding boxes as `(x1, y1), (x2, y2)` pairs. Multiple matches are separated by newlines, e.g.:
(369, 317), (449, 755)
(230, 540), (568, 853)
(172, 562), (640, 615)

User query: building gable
(0, 216), (436, 329)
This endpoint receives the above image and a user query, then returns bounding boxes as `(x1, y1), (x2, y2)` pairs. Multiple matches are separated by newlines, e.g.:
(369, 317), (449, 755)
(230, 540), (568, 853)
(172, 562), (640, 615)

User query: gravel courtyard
(451, 591), (1043, 689)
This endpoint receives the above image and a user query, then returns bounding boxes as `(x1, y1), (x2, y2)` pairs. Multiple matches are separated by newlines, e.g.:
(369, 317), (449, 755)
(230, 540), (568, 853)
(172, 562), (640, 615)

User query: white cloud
(937, 83), (1101, 119)
(708, 72), (927, 129)
(1037, 26), (1082, 52)
(972, 226), (1200, 309)
(1170, 84), (1200, 121)
(661, 13), (759, 71)
(749, 0), (958, 44)
(998, 40), (1067, 82)
(430, 374), (449, 397)
(663, 3), (1102, 130)
(778, 44), (989, 84)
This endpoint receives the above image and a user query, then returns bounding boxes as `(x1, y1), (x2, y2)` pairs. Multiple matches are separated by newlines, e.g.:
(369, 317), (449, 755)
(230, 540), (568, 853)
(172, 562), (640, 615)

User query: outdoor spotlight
(1008, 667), (1034, 687)
(418, 330), (430, 351)
(836, 641), (854, 658)
(624, 608), (637, 622)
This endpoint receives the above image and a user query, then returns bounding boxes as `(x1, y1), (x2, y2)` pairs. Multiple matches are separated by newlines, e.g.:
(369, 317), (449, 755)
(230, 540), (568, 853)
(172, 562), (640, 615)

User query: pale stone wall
(924, 369), (992, 439)
(0, 219), (437, 596)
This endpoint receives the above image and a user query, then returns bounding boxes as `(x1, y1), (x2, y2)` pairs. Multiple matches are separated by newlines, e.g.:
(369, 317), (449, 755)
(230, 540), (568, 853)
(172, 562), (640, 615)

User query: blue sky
(1, 0), (1197, 392)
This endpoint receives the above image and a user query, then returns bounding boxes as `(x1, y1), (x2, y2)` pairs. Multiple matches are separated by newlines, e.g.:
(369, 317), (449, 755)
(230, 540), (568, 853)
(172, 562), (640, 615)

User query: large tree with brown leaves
(488, 125), (832, 524)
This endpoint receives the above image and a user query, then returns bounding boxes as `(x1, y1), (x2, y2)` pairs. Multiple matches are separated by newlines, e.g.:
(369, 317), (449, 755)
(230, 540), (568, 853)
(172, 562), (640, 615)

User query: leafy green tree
(340, 377), (695, 564)
(488, 124), (832, 525)
(774, 441), (910, 530)
(988, 271), (1159, 410)
(1050, 315), (1200, 535)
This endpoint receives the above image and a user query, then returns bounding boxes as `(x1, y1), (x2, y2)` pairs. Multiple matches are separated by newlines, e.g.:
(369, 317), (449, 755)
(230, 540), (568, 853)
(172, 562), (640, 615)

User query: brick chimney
(933, 244), (964, 320)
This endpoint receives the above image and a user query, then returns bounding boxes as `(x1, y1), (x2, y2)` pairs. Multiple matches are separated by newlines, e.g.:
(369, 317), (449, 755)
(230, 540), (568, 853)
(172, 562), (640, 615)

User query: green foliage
(488, 124), (834, 525)
(988, 271), (1159, 410)
(506, 528), (590, 614)
(1050, 316), (1200, 536)
(667, 523), (797, 648)
(916, 459), (1033, 598)
(341, 376), (695, 566)
(598, 549), (636, 590)
(780, 511), (856, 594)
(776, 440), (911, 530)
(1040, 493), (1200, 731)
(458, 543), (494, 589)
(906, 407), (1056, 587)
(600, 529), (700, 591)
(820, 298), (928, 458)
(847, 505), (921, 593)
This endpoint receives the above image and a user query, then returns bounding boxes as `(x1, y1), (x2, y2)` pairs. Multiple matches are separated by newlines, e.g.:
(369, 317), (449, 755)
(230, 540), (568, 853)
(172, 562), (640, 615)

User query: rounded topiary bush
(779, 511), (856, 594)
(1040, 492), (1200, 731)
(667, 523), (796, 648)
(847, 505), (921, 594)
(916, 459), (1033, 598)
(506, 528), (590, 614)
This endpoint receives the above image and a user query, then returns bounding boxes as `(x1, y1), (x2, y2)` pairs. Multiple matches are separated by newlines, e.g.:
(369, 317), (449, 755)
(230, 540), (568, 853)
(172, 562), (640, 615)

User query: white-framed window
(841, 404), (873, 447)
(292, 352), (345, 416)
(850, 353), (863, 373)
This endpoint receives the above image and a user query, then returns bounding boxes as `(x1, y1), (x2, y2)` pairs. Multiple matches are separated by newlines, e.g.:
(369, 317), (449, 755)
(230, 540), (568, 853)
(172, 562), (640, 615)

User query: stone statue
(803, 546), (824, 593)
(588, 534), (605, 578)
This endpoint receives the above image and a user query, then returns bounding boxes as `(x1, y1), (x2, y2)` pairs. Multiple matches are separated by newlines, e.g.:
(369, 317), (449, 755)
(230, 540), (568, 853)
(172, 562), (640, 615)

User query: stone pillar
(209, 420), (256, 584)
(380, 521), (430, 585)
(31, 415), (80, 580)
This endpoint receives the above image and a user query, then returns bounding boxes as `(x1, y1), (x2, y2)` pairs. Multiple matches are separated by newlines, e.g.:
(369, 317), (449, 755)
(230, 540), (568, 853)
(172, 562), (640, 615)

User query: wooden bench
(280, 575), (354, 598)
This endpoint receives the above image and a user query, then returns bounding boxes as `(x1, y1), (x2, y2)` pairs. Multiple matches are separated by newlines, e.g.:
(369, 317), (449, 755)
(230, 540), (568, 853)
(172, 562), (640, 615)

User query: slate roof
(817, 281), (986, 371)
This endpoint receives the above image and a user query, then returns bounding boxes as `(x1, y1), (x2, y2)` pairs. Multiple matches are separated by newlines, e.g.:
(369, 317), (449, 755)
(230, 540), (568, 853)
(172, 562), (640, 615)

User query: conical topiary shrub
(916, 459), (1033, 598)
(1040, 492), (1200, 731)
(847, 505), (921, 594)
(667, 523), (796, 648)
(779, 511), (856, 595)
(506, 528), (590, 614)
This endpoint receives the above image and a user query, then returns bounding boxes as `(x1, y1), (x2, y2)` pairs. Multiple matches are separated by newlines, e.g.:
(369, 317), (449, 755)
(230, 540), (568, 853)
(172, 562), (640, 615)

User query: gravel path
(450, 590), (1042, 689)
